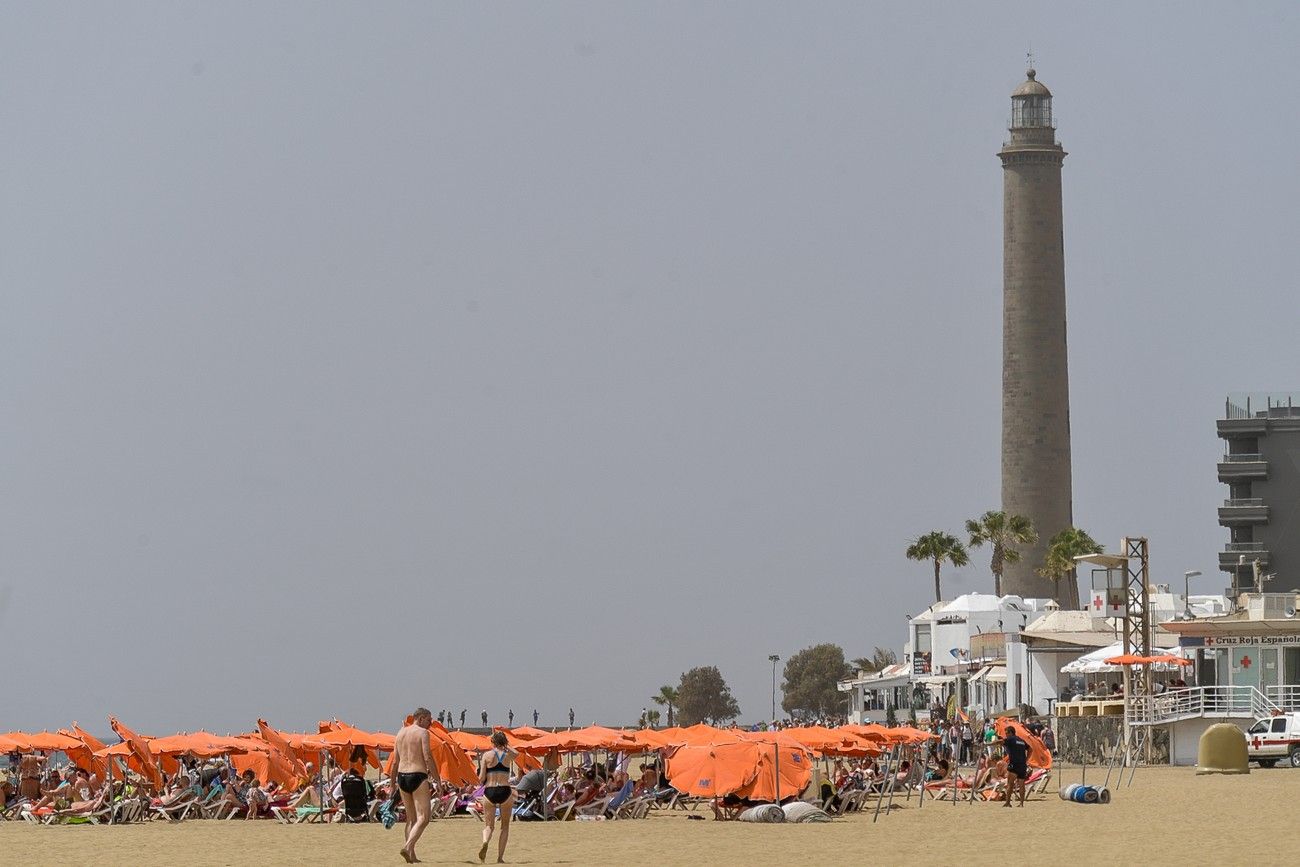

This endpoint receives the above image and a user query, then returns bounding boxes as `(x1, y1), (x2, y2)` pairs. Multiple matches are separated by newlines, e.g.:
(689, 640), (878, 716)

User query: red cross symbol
(1253, 738), (1262, 749)
(1241, 655), (1253, 669)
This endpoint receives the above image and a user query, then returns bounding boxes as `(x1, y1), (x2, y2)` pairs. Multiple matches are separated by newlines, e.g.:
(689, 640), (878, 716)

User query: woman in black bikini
(477, 731), (515, 863)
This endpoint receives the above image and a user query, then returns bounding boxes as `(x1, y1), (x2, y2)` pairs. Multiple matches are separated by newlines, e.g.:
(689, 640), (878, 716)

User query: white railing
(1266, 685), (1300, 711)
(1128, 686), (1280, 726)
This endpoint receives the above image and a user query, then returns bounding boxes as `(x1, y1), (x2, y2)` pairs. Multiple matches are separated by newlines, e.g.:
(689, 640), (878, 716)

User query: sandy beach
(2, 766), (1294, 867)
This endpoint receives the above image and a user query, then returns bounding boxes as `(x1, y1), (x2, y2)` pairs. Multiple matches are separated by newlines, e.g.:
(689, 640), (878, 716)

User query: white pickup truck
(1245, 713), (1300, 767)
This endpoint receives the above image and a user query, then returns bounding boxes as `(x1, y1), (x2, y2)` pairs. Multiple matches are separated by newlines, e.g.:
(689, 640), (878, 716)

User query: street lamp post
(1183, 570), (1202, 620)
(768, 655), (780, 723)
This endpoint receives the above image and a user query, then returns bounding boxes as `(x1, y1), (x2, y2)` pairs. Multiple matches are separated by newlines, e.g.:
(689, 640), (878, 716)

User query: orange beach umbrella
(994, 719), (1053, 770)
(108, 717), (164, 790)
(735, 742), (813, 802)
(381, 720), (478, 787)
(60, 724), (109, 777)
(256, 719), (310, 785)
(0, 731), (82, 752)
(664, 741), (763, 798)
(1104, 653), (1192, 666)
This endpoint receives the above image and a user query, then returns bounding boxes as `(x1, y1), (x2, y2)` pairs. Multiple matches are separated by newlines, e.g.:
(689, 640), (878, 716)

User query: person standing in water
(392, 708), (439, 863)
(477, 730), (516, 863)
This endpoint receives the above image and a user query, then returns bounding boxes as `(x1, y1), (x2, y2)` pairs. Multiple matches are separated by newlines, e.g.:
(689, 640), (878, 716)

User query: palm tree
(1038, 527), (1102, 609)
(652, 685), (679, 727)
(851, 646), (899, 674)
(905, 531), (970, 603)
(965, 510), (1037, 597)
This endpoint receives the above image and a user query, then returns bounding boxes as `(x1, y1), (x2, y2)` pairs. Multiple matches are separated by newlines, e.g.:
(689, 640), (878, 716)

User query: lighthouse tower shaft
(998, 69), (1073, 601)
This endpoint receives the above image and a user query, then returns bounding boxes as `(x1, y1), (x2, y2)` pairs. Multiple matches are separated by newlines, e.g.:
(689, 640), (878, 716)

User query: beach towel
(738, 804), (785, 823)
(781, 801), (831, 823)
(378, 798), (400, 830)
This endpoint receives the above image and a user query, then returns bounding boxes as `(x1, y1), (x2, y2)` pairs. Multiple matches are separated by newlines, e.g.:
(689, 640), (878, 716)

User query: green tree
(1038, 526), (1103, 609)
(781, 643), (852, 719)
(676, 666), (741, 725)
(851, 646), (899, 674)
(645, 709), (661, 727)
(651, 685), (679, 727)
(965, 510), (1037, 597)
(905, 531), (970, 603)
(885, 703), (898, 727)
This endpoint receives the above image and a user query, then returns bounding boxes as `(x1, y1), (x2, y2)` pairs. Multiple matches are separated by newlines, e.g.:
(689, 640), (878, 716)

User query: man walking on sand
(1002, 726), (1030, 808)
(393, 707), (440, 863)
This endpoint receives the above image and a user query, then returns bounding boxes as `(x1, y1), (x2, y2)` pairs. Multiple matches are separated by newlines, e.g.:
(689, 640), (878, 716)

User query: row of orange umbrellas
(2, 719), (937, 797)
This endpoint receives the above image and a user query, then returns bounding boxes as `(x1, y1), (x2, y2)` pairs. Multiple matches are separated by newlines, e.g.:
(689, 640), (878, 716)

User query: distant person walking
(568, 708), (575, 728)
(460, 709), (467, 728)
(533, 709), (539, 726)
(477, 731), (516, 864)
(481, 709), (489, 727)
(392, 708), (440, 863)
(508, 709), (514, 727)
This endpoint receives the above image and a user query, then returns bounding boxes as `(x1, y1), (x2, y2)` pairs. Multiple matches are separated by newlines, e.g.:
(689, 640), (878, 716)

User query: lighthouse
(998, 68), (1074, 602)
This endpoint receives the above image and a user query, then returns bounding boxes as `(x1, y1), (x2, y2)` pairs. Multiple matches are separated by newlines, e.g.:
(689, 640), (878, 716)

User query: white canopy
(1060, 642), (1190, 675)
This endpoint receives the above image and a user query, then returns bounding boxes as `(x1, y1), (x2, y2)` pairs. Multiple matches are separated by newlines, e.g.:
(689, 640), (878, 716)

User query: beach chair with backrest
(339, 773), (372, 823)
(153, 792), (200, 822)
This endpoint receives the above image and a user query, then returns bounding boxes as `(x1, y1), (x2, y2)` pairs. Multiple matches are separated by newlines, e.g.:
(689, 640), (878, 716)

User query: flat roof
(1161, 617), (1300, 637)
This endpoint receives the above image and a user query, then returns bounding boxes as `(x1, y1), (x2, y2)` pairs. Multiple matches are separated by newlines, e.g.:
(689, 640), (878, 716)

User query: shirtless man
(393, 707), (440, 863)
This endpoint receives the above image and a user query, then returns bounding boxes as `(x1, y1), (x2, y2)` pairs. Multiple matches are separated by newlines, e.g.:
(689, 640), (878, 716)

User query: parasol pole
(871, 743), (893, 823)
(106, 755), (113, 825)
(773, 741), (779, 805)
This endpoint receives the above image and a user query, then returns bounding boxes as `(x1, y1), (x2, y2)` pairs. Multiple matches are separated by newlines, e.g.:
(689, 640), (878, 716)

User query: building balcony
(1218, 499), (1270, 526)
(1217, 454), (1268, 482)
(1219, 542), (1269, 571)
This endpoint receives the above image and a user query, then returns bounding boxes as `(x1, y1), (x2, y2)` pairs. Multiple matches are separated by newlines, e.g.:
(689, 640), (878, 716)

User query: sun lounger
(153, 795), (200, 822)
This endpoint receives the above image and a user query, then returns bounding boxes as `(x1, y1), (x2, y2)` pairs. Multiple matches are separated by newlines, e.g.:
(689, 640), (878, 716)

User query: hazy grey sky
(3, 2), (1298, 733)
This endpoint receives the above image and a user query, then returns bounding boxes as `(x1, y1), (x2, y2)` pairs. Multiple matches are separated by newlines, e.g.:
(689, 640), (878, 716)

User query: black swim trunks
(397, 772), (428, 793)
(1009, 764), (1028, 779)
(484, 785), (512, 805)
